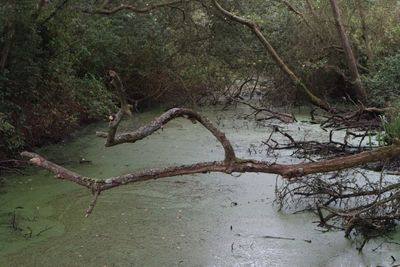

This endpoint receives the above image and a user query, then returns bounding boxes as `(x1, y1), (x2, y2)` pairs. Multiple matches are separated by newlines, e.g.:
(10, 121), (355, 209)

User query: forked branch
(96, 108), (237, 164)
(21, 107), (400, 216)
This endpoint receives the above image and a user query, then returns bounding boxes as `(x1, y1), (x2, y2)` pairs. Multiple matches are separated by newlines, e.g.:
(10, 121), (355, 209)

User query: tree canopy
(1, 0), (399, 155)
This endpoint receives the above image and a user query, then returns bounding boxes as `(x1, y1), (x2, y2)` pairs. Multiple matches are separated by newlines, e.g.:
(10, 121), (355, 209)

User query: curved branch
(96, 108), (237, 164)
(276, 0), (303, 17)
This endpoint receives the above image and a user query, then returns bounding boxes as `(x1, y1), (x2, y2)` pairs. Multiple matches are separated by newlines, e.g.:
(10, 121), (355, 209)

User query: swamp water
(0, 107), (399, 267)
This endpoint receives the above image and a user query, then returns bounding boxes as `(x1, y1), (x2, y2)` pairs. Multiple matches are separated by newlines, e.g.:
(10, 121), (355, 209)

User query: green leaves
(365, 53), (400, 106)
(381, 115), (400, 144)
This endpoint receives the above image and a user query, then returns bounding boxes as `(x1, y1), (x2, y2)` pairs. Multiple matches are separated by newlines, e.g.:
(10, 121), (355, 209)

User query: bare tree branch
(212, 0), (332, 112)
(96, 108), (237, 164)
(22, 142), (400, 190)
(89, 0), (190, 15)
(21, 106), (400, 216)
(276, 0), (303, 16)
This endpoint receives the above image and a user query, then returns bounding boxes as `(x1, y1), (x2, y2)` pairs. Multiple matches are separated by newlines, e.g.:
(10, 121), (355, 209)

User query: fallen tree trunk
(21, 144), (400, 189)
(21, 107), (400, 217)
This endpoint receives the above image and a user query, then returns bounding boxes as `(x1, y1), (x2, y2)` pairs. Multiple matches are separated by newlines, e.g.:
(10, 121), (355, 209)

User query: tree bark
(329, 0), (367, 103)
(22, 144), (400, 190)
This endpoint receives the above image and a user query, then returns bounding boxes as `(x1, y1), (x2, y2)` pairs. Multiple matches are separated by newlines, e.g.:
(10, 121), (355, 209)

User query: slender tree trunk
(0, 22), (15, 73)
(213, 0), (331, 112)
(329, 0), (367, 103)
(356, 0), (373, 64)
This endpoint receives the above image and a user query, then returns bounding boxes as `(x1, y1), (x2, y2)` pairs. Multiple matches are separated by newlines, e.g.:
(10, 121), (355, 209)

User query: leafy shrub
(73, 75), (115, 122)
(0, 114), (24, 158)
(383, 116), (400, 143)
(365, 53), (400, 107)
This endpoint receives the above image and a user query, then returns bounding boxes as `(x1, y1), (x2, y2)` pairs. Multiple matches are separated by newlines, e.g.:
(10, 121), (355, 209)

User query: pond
(0, 106), (398, 266)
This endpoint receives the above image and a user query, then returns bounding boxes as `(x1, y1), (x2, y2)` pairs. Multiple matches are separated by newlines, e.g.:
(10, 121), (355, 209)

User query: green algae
(0, 107), (398, 266)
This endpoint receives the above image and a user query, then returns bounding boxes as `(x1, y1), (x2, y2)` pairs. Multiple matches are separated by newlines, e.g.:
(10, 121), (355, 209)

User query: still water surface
(0, 107), (398, 266)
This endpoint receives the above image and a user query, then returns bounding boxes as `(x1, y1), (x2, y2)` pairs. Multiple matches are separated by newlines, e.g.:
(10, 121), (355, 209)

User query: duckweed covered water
(0, 107), (399, 266)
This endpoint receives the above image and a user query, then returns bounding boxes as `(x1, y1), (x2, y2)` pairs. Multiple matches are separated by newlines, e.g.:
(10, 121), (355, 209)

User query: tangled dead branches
(276, 170), (399, 242)
(266, 125), (400, 243)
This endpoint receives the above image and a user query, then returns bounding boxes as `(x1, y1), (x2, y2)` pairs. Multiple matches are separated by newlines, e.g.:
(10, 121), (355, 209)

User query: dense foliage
(366, 53), (400, 106)
(0, 0), (399, 158)
(0, 1), (115, 158)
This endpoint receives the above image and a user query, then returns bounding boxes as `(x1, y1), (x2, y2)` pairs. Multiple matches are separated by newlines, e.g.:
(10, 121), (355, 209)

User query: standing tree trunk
(0, 22), (15, 73)
(329, 0), (367, 103)
(356, 0), (373, 64)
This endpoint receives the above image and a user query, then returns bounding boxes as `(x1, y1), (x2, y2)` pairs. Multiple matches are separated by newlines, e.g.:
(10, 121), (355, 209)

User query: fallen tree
(21, 105), (400, 222)
(19, 70), (400, 242)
